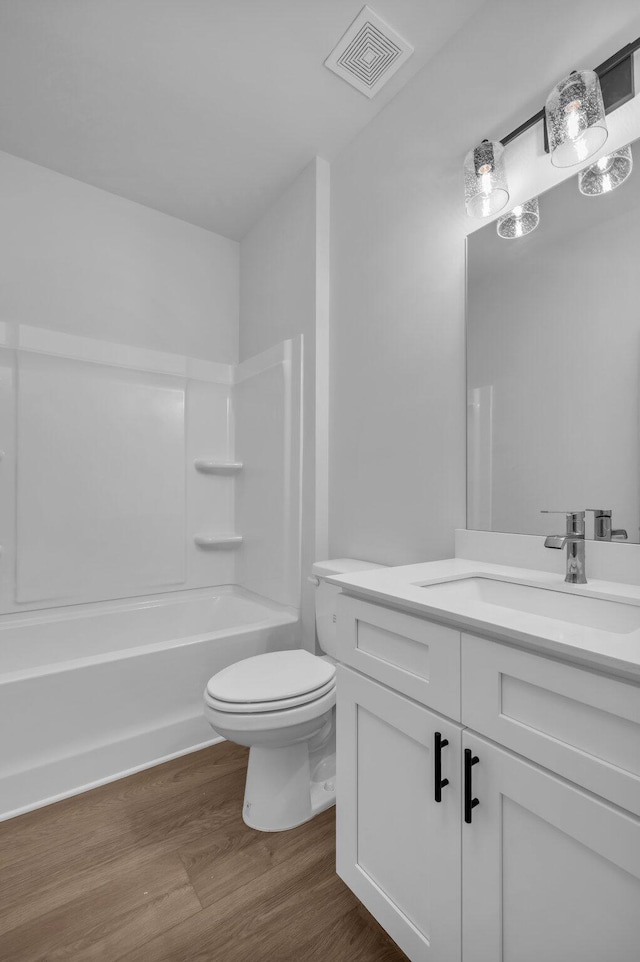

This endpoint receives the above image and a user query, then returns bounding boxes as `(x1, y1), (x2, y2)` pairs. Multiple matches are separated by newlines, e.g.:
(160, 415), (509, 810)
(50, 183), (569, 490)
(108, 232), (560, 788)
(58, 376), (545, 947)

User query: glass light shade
(545, 69), (607, 168)
(496, 197), (540, 239)
(464, 140), (509, 217)
(579, 144), (633, 196)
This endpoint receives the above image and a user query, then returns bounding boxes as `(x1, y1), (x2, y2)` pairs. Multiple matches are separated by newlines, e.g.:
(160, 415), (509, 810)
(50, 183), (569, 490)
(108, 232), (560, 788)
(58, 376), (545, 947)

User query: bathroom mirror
(467, 135), (640, 543)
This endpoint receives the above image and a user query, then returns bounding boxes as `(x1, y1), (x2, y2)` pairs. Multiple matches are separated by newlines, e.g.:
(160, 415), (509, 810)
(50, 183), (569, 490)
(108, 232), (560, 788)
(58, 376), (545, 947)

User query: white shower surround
(0, 325), (303, 818)
(0, 323), (302, 613)
(0, 585), (298, 821)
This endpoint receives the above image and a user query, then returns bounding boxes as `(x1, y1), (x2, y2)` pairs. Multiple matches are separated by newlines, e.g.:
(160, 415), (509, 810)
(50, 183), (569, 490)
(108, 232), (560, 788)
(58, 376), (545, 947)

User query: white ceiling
(0, 0), (483, 239)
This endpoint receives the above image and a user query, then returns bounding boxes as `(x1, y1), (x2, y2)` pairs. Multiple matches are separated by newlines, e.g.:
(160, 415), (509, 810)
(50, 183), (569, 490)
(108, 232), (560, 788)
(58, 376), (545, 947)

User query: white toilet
(203, 558), (383, 832)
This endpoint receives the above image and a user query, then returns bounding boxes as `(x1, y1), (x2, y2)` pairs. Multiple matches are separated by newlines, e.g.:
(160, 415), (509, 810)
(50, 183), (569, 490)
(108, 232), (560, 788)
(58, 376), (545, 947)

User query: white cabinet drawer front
(462, 634), (640, 815)
(337, 595), (461, 719)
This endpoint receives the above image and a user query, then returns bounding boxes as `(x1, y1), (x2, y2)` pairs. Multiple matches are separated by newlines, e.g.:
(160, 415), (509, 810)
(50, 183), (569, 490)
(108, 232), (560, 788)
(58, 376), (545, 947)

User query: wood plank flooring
(0, 742), (408, 961)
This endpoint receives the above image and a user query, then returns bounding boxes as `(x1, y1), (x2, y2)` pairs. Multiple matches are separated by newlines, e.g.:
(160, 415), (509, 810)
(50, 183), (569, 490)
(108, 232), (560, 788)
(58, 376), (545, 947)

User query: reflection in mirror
(467, 137), (640, 543)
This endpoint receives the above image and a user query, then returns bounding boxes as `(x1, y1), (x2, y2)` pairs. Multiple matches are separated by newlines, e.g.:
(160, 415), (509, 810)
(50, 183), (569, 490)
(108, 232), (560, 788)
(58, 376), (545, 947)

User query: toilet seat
(204, 685), (336, 733)
(205, 676), (335, 713)
(205, 649), (335, 709)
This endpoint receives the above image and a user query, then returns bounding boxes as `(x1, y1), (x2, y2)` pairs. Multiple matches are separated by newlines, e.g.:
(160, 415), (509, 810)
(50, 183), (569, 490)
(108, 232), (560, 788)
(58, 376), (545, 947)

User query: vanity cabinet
(337, 665), (462, 962)
(335, 595), (640, 962)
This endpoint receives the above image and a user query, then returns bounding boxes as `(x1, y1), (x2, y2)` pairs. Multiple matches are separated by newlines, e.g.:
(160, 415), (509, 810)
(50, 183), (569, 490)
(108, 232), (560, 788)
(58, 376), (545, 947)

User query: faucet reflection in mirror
(587, 508), (628, 542)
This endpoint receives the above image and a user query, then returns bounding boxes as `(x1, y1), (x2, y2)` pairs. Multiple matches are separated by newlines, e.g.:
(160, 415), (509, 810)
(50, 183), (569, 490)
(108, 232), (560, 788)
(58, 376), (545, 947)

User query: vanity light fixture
(545, 70), (607, 167)
(464, 140), (509, 218)
(462, 38), (639, 215)
(496, 197), (539, 239)
(578, 143), (633, 195)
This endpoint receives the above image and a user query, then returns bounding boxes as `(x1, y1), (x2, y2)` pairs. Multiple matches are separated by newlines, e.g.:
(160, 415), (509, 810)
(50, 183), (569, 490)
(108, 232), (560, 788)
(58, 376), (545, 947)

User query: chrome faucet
(587, 508), (628, 542)
(542, 510), (587, 584)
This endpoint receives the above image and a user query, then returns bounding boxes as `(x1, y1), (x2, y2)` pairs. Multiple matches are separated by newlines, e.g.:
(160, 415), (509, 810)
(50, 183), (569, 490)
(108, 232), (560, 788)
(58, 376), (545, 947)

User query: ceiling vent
(324, 5), (414, 99)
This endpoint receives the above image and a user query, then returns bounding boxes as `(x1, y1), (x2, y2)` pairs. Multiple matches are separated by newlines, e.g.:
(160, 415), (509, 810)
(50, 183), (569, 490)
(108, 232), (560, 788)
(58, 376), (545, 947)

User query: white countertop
(327, 558), (640, 681)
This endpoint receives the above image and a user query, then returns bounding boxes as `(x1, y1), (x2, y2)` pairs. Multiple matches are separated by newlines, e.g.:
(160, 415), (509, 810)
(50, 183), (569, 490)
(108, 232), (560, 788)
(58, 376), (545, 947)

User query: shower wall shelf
(194, 534), (243, 549)
(194, 459), (243, 474)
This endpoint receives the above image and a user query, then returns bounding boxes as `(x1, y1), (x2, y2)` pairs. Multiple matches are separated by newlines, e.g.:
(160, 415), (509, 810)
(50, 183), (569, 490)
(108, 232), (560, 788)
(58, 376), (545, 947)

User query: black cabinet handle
(434, 731), (449, 803)
(464, 748), (479, 823)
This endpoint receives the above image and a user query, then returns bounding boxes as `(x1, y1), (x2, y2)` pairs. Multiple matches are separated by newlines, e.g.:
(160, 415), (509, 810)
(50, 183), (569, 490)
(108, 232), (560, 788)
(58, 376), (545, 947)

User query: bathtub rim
(0, 583), (300, 679)
(0, 582), (299, 630)
(0, 620), (299, 684)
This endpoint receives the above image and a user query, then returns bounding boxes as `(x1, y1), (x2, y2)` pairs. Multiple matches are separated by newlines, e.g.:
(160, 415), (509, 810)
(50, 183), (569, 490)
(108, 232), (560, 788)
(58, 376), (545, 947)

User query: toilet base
(242, 733), (336, 832)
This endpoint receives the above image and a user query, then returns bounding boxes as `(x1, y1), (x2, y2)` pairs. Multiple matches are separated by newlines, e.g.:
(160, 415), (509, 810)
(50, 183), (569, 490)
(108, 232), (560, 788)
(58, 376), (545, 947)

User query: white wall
(240, 158), (330, 646)
(329, 0), (640, 566)
(0, 150), (239, 361)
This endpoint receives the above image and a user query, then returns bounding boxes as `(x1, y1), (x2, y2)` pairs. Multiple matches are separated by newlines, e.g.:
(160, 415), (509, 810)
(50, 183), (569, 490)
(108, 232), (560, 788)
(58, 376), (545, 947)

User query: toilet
(203, 558), (384, 832)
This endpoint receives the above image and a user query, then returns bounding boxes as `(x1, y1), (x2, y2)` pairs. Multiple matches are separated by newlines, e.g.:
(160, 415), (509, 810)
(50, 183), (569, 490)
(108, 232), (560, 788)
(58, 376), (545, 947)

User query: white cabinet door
(337, 665), (462, 962)
(462, 731), (640, 962)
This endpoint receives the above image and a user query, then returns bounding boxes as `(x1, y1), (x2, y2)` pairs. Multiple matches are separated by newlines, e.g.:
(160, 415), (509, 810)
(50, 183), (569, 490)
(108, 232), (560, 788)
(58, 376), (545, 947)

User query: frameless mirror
(467, 136), (640, 543)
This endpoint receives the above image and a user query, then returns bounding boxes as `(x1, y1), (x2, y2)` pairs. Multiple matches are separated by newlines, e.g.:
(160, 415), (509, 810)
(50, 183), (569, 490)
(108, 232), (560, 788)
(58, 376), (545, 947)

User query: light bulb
(564, 100), (585, 142)
(464, 141), (509, 218)
(546, 70), (607, 167)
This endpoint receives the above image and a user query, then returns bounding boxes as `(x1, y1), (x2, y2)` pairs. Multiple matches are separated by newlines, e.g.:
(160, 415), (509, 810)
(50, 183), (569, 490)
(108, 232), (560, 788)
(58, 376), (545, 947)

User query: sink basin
(420, 577), (640, 634)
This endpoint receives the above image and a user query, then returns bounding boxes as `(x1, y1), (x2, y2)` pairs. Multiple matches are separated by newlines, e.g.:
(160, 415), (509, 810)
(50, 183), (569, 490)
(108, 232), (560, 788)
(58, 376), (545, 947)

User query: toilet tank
(311, 558), (386, 659)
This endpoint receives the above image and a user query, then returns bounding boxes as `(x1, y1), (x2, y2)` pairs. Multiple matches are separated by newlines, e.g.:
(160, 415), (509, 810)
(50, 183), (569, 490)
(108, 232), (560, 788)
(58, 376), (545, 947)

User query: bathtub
(0, 586), (299, 820)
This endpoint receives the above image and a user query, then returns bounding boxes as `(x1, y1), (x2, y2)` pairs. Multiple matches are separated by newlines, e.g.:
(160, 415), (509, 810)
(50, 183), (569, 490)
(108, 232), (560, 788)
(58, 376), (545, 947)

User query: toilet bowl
(203, 558), (385, 832)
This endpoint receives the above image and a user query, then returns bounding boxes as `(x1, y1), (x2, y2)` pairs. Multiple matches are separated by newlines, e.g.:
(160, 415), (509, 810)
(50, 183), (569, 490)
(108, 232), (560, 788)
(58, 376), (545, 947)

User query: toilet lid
(206, 649), (335, 704)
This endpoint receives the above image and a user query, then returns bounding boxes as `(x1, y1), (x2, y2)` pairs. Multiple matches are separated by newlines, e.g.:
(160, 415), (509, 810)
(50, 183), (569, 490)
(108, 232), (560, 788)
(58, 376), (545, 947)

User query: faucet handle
(541, 510), (585, 536)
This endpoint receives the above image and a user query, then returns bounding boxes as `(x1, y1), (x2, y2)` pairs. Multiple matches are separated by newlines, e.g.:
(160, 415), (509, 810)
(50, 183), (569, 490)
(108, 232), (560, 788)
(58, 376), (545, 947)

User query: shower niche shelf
(194, 459), (243, 475)
(194, 534), (243, 549)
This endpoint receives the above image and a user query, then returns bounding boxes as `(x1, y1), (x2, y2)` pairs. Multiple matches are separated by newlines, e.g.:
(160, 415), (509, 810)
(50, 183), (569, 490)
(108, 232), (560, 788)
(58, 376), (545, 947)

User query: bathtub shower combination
(0, 327), (303, 820)
(0, 587), (297, 820)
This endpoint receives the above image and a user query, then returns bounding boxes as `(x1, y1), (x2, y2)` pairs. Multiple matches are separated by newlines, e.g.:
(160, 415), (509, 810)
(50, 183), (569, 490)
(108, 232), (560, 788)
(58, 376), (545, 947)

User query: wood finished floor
(0, 742), (408, 962)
